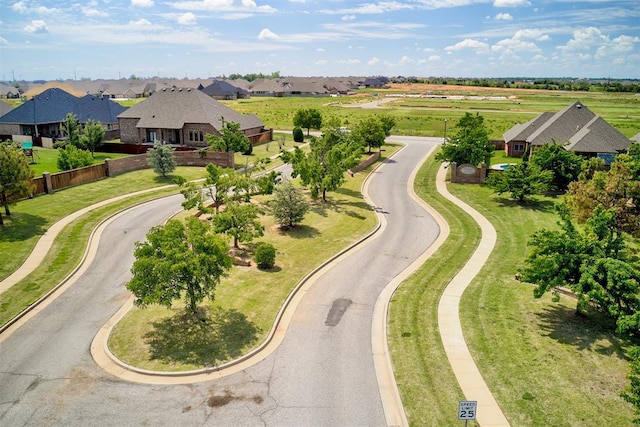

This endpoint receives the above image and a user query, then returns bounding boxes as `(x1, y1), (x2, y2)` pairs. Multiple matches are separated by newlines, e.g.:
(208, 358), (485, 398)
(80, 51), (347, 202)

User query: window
(514, 144), (524, 151)
(189, 130), (204, 142)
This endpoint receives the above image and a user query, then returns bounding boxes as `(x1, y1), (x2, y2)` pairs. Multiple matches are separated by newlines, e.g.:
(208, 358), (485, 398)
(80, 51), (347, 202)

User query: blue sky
(1, 0), (638, 81)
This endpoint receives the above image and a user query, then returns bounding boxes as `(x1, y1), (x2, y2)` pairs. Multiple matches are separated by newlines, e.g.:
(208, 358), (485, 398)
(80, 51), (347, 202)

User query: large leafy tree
(214, 202), (264, 249)
(520, 205), (640, 338)
(485, 161), (553, 203)
(352, 116), (387, 153)
(435, 112), (493, 166)
(565, 154), (640, 237)
(0, 142), (35, 226)
(127, 217), (232, 316)
(81, 119), (105, 158)
(281, 126), (362, 202)
(293, 108), (323, 136)
(207, 121), (251, 154)
(530, 142), (583, 192)
(269, 180), (310, 229)
(146, 141), (176, 177)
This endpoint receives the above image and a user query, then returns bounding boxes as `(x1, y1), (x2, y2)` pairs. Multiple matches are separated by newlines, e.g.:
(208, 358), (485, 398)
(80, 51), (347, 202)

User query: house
(0, 83), (20, 99)
(0, 87), (127, 141)
(0, 100), (13, 118)
(503, 101), (631, 160)
(200, 79), (250, 100)
(117, 87), (268, 147)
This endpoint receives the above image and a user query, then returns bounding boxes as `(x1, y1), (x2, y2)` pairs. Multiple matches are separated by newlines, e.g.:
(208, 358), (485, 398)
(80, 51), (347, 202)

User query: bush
(242, 143), (253, 155)
(293, 126), (304, 143)
(57, 145), (93, 171)
(254, 243), (276, 269)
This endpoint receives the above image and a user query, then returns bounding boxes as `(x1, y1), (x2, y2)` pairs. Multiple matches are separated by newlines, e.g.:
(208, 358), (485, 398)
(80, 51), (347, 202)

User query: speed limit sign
(458, 400), (477, 420)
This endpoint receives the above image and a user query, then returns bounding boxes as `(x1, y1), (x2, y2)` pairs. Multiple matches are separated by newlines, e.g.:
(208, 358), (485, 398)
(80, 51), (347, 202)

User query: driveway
(0, 137), (441, 426)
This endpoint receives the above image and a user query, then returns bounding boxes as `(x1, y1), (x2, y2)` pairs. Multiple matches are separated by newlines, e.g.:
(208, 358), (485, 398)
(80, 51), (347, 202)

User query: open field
(224, 86), (640, 139)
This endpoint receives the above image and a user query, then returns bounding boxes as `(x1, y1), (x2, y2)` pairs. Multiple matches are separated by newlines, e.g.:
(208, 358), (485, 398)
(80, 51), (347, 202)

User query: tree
(520, 205), (640, 338)
(207, 121), (251, 154)
(293, 126), (304, 143)
(435, 112), (493, 166)
(61, 113), (81, 148)
(565, 155), (640, 237)
(214, 202), (264, 249)
(269, 180), (310, 229)
(0, 142), (35, 226)
(378, 115), (396, 137)
(485, 161), (553, 202)
(530, 142), (583, 192)
(127, 217), (232, 316)
(281, 126), (362, 202)
(81, 119), (105, 158)
(254, 242), (276, 269)
(56, 144), (93, 171)
(293, 108), (323, 136)
(352, 116), (387, 153)
(146, 141), (176, 177)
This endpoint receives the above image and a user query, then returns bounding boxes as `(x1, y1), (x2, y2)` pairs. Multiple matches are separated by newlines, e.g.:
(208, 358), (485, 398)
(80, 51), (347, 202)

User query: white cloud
(129, 18), (152, 26)
(342, 15), (356, 21)
(169, 0), (277, 14)
(558, 27), (608, 52)
(495, 13), (512, 20)
(367, 57), (379, 65)
(83, 8), (109, 17)
(493, 0), (530, 7)
(12, 1), (27, 13)
(399, 55), (413, 65)
(445, 38), (489, 53)
(0, 36), (8, 46)
(132, 0), (154, 6)
(24, 20), (48, 34)
(315, 60), (328, 65)
(428, 55), (441, 61)
(316, 47), (325, 52)
(258, 28), (279, 40)
(513, 29), (550, 42)
(178, 12), (197, 25)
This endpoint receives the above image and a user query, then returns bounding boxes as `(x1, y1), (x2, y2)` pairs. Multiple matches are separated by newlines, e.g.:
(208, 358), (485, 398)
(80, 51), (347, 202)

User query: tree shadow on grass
(144, 306), (261, 367)
(309, 188), (369, 220)
(278, 224), (320, 239)
(492, 196), (557, 213)
(534, 304), (629, 361)
(0, 212), (48, 242)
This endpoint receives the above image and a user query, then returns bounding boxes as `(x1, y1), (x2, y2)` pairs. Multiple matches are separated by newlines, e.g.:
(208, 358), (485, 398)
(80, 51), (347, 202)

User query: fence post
(450, 162), (457, 183)
(104, 158), (112, 177)
(42, 172), (53, 194)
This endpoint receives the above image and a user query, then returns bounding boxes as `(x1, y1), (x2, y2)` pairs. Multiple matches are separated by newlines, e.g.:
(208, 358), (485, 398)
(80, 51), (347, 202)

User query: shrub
(293, 126), (304, 143)
(57, 145), (93, 171)
(254, 243), (276, 269)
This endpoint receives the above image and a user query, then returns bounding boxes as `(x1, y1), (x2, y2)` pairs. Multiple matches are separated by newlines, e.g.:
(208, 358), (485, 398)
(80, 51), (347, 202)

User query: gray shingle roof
(503, 112), (554, 143)
(117, 88), (264, 131)
(565, 116), (631, 153)
(0, 87), (125, 125)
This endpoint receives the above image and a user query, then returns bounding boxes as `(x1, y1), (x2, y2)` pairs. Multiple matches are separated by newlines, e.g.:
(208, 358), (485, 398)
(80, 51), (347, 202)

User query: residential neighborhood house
(503, 101), (631, 161)
(200, 79), (250, 100)
(0, 87), (127, 143)
(117, 87), (270, 147)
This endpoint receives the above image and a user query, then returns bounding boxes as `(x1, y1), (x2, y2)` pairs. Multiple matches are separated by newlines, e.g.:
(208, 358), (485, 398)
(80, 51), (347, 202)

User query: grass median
(108, 146), (398, 371)
(389, 154), (634, 425)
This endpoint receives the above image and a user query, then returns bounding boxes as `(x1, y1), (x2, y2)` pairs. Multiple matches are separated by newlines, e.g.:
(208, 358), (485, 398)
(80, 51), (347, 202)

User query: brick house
(117, 87), (267, 147)
(503, 101), (631, 161)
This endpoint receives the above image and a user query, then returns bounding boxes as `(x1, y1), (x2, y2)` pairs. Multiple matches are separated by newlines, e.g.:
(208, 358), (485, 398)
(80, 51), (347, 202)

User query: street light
(443, 119), (448, 143)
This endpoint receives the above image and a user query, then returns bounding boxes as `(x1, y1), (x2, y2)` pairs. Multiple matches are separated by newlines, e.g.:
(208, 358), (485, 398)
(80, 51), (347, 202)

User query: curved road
(0, 137), (441, 426)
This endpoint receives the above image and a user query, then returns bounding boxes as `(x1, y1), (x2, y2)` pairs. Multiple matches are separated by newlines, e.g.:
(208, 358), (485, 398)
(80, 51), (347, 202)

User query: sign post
(458, 400), (477, 426)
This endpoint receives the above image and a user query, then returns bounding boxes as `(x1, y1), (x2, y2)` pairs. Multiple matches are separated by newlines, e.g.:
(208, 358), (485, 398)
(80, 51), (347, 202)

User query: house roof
(117, 88), (264, 131)
(200, 79), (249, 97)
(565, 116), (631, 153)
(503, 112), (554, 144)
(22, 82), (86, 99)
(503, 101), (631, 154)
(0, 87), (126, 125)
(0, 100), (13, 117)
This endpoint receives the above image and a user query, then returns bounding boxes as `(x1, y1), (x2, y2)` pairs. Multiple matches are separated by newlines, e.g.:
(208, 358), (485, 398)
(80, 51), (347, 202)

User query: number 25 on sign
(458, 400), (477, 425)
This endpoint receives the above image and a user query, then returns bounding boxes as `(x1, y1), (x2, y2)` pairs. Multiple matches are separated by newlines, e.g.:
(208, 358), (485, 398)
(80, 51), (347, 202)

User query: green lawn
(28, 147), (131, 176)
(388, 153), (634, 426)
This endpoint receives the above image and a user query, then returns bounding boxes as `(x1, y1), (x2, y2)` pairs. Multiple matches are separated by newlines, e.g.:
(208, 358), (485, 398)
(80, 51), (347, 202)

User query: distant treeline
(408, 77), (640, 93)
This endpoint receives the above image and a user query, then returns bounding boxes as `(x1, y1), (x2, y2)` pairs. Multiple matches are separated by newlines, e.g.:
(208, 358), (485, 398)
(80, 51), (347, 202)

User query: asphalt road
(0, 136), (441, 426)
